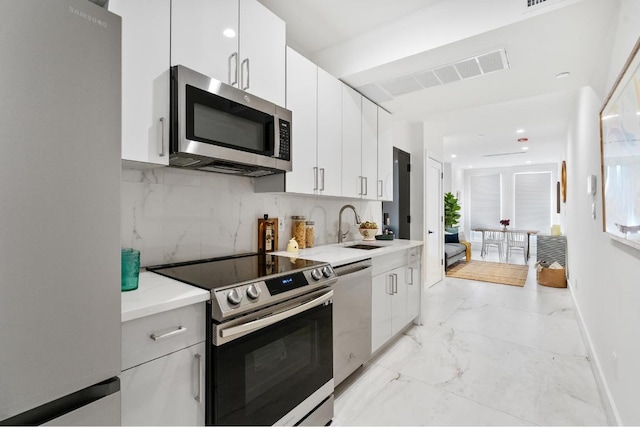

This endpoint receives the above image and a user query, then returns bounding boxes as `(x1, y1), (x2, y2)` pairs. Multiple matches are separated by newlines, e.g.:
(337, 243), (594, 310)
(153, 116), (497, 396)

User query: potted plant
(444, 192), (461, 232)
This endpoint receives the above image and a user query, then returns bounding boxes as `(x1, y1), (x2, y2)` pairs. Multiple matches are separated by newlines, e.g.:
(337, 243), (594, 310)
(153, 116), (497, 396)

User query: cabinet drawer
(122, 302), (206, 370)
(372, 250), (406, 276)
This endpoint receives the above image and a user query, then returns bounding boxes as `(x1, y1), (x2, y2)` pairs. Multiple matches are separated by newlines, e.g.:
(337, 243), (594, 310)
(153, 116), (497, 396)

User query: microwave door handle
(220, 290), (333, 339)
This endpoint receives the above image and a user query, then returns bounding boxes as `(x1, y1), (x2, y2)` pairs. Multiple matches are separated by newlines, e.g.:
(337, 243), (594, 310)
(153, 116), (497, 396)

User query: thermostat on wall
(587, 175), (597, 195)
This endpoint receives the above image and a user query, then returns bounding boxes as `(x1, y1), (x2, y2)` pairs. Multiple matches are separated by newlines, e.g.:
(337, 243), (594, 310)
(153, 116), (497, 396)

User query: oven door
(208, 291), (333, 426)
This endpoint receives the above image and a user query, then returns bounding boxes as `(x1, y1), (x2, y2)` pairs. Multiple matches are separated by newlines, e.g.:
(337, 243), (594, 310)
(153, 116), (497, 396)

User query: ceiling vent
(356, 48), (510, 104)
(526, 0), (546, 7)
(523, 0), (567, 12)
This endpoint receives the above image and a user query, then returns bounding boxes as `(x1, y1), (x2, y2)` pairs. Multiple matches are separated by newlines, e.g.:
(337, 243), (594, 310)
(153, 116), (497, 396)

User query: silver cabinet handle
(159, 117), (166, 157)
(228, 52), (238, 86)
(363, 176), (368, 195)
(387, 274), (393, 295)
(406, 267), (414, 285)
(241, 58), (250, 90)
(358, 176), (363, 195)
(194, 354), (202, 402)
(378, 180), (383, 198)
(313, 167), (318, 191)
(320, 168), (325, 191)
(149, 326), (186, 341)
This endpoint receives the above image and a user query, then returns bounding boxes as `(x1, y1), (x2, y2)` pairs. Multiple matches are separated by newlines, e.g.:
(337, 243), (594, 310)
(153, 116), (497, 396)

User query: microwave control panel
(278, 119), (290, 161)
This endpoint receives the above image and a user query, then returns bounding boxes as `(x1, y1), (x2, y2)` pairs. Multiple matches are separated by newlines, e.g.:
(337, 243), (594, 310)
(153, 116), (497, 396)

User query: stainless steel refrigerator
(0, 0), (122, 424)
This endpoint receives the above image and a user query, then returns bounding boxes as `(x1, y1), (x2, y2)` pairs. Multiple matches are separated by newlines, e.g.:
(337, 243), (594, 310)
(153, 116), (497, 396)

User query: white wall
(566, 1), (640, 424)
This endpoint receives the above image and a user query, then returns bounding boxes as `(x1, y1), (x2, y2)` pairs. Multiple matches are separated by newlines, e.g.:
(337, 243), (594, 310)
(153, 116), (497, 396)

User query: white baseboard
(568, 277), (621, 425)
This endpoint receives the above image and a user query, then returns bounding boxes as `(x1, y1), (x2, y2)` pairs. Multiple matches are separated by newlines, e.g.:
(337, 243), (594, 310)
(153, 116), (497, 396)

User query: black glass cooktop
(147, 253), (325, 291)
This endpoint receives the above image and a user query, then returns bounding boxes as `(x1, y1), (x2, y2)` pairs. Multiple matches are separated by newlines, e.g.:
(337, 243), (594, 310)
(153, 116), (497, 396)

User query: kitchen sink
(345, 244), (383, 250)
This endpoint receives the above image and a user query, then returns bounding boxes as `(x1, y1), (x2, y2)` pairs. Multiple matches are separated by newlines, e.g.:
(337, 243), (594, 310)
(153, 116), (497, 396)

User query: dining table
(471, 228), (538, 261)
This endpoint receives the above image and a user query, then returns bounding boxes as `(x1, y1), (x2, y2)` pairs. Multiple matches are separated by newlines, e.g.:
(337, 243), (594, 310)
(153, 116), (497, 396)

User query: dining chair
(481, 231), (504, 260)
(506, 231), (528, 263)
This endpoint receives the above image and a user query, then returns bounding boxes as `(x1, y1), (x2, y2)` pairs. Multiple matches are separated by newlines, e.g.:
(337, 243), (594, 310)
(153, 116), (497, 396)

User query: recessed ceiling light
(223, 28), (236, 38)
(522, 146), (529, 151)
(526, 160), (532, 164)
(451, 154), (457, 158)
(555, 72), (571, 79)
(468, 165), (473, 168)
(516, 129), (525, 134)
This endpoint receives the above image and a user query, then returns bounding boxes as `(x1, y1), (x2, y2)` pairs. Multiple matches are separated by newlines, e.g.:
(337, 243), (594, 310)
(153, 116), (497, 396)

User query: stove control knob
(310, 269), (323, 281)
(322, 266), (333, 278)
(246, 284), (261, 300)
(227, 289), (243, 306)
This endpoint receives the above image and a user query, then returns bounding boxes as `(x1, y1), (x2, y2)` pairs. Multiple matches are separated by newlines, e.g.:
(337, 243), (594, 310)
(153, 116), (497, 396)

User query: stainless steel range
(149, 253), (337, 426)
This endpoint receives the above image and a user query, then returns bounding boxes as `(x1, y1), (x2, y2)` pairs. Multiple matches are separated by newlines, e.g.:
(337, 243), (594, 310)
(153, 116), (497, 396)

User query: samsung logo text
(69, 7), (108, 28)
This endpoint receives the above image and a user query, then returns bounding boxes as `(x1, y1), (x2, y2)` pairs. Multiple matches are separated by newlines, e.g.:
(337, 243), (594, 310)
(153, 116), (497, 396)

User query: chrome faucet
(338, 204), (362, 243)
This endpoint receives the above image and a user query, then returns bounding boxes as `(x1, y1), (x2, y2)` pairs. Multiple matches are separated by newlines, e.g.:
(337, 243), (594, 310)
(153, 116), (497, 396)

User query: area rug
(446, 260), (528, 287)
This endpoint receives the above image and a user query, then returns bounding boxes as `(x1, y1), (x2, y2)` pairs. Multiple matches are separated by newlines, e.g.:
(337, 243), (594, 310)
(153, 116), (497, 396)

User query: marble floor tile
(335, 366), (532, 426)
(333, 272), (607, 426)
(445, 302), (587, 357)
(466, 280), (575, 319)
(399, 327), (606, 426)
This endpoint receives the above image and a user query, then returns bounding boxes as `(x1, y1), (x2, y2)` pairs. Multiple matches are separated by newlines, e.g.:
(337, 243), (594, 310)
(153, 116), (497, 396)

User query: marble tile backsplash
(121, 166), (383, 267)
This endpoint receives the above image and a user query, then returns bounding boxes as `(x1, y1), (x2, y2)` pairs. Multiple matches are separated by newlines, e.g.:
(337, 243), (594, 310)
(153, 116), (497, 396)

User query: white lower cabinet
(121, 302), (206, 426)
(371, 249), (422, 354)
(120, 342), (205, 426)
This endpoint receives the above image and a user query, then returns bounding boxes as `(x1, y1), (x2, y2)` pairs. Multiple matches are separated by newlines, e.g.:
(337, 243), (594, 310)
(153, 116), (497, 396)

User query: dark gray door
(382, 148), (411, 239)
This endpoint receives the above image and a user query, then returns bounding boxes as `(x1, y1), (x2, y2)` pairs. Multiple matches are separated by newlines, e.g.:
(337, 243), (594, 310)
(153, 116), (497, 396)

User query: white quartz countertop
(121, 271), (210, 323)
(121, 239), (422, 322)
(272, 239), (423, 266)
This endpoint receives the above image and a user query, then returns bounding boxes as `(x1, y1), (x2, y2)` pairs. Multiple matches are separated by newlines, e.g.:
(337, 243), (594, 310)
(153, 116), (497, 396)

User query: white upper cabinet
(109, 0), (170, 165)
(316, 68), (342, 197)
(341, 85), (363, 199)
(285, 48), (318, 195)
(171, 0), (285, 107)
(361, 97), (378, 201)
(238, 0), (286, 107)
(282, 48), (342, 196)
(377, 107), (393, 201)
(171, 0), (238, 85)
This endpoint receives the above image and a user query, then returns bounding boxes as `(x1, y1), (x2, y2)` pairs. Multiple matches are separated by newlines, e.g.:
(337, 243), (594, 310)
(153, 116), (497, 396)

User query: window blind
(514, 172), (551, 232)
(469, 174), (501, 229)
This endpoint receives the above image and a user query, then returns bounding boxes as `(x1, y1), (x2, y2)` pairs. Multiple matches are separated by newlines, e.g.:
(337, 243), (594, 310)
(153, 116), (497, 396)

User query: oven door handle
(220, 290), (333, 339)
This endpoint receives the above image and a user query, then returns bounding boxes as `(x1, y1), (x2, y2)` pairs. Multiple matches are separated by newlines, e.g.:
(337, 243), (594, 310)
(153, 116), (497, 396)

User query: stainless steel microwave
(170, 65), (292, 176)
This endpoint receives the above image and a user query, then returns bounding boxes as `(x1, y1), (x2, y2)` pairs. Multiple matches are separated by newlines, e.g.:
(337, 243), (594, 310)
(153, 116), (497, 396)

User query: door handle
(363, 177), (368, 195)
(320, 168), (325, 191)
(241, 58), (250, 90)
(358, 176), (363, 195)
(378, 180), (383, 198)
(159, 117), (166, 157)
(228, 52), (238, 86)
(313, 167), (318, 191)
(194, 354), (202, 402)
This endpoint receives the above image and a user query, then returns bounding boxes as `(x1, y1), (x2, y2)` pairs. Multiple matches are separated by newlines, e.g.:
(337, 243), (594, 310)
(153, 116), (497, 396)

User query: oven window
(211, 302), (332, 426)
(186, 85), (274, 155)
